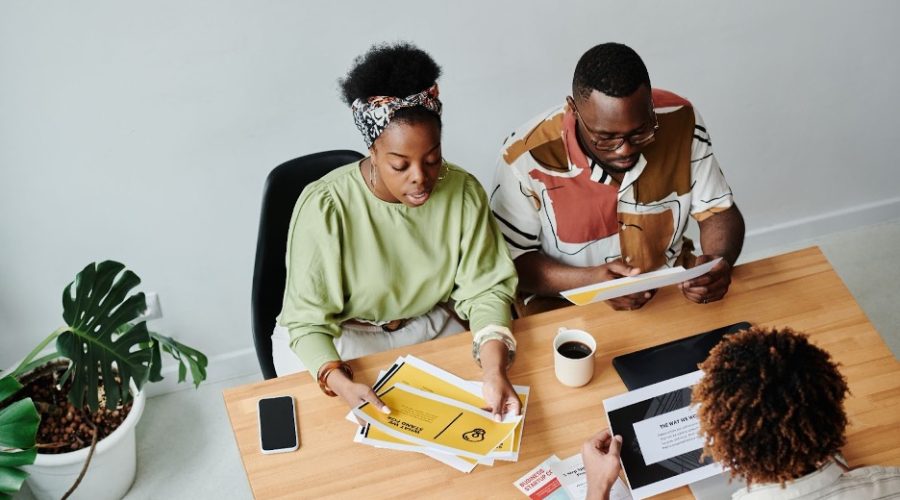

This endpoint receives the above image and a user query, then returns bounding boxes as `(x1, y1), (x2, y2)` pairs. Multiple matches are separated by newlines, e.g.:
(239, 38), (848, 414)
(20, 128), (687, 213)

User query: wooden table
(223, 247), (900, 499)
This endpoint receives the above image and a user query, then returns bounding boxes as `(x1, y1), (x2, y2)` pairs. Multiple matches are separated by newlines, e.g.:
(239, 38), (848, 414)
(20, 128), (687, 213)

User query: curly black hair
(572, 42), (651, 100)
(693, 326), (849, 486)
(339, 41), (442, 126)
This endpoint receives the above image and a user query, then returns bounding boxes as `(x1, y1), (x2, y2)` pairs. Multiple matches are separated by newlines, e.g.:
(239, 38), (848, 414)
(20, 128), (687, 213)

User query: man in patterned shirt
(490, 42), (745, 315)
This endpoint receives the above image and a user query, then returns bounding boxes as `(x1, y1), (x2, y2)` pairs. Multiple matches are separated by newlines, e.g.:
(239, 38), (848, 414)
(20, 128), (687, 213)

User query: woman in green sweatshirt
(272, 42), (521, 420)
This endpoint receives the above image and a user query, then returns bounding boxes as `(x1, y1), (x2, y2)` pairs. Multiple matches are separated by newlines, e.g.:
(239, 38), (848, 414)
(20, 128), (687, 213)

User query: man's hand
(679, 254), (733, 304)
(327, 368), (390, 422)
(583, 428), (623, 500)
(599, 260), (657, 311)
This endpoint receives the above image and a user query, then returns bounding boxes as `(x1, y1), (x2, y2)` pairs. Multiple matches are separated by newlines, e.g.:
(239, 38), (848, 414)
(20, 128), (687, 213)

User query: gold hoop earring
(437, 159), (448, 182)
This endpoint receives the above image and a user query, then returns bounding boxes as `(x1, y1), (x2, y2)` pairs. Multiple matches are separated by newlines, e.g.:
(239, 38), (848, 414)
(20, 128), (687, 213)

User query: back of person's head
(339, 41), (442, 127)
(693, 326), (849, 486)
(572, 42), (651, 101)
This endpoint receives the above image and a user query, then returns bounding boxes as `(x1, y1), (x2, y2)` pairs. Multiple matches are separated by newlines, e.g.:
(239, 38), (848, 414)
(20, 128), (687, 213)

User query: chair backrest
(251, 150), (364, 379)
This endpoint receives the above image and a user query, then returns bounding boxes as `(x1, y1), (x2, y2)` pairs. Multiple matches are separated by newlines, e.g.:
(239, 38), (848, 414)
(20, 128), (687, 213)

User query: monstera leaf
(148, 332), (208, 388)
(51, 260), (208, 412)
(55, 261), (153, 411)
(8, 260), (208, 415)
(0, 375), (39, 499)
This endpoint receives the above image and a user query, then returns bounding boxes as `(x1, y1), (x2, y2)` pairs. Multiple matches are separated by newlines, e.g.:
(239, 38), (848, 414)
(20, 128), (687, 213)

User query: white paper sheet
(561, 258), (722, 305)
(632, 405), (704, 465)
(549, 453), (633, 500)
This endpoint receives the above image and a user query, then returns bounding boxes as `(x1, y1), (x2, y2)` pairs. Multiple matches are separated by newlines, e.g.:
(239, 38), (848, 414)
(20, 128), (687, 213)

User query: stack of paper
(513, 454), (632, 500)
(347, 355), (529, 473)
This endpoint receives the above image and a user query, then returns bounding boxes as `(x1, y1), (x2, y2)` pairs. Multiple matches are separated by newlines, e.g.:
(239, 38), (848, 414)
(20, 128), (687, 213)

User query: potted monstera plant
(0, 261), (207, 500)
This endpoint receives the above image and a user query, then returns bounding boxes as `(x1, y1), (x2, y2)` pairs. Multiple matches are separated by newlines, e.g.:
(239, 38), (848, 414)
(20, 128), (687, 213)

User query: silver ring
(702, 297), (709, 304)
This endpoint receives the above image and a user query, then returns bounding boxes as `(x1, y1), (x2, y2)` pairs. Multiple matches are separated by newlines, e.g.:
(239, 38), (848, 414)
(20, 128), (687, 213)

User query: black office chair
(251, 150), (364, 379)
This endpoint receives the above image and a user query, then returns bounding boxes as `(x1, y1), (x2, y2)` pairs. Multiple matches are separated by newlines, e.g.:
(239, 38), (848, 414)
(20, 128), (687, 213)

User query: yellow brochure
(372, 356), (487, 407)
(353, 383), (521, 459)
(349, 364), (493, 471)
(469, 382), (529, 461)
(376, 356), (530, 459)
(348, 356), (529, 465)
(353, 424), (481, 473)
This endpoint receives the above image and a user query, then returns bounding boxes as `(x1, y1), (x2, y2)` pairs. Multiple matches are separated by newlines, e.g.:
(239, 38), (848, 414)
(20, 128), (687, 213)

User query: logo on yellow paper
(462, 428), (486, 442)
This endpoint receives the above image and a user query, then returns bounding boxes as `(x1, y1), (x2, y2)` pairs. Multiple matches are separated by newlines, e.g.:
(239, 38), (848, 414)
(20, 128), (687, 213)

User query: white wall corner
(741, 196), (900, 262)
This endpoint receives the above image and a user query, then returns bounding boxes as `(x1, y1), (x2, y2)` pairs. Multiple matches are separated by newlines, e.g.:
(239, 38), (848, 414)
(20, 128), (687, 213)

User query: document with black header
(603, 371), (722, 499)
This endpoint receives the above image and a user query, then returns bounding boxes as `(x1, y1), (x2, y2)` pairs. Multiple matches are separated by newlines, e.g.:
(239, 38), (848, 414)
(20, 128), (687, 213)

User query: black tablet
(612, 321), (752, 390)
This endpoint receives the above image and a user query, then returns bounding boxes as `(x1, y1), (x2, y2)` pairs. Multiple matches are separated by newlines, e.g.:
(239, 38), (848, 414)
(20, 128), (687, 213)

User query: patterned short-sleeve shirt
(490, 88), (734, 273)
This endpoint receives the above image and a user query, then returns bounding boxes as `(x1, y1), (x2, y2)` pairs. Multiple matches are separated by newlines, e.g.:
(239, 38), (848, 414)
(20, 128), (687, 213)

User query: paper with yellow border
(353, 422), (482, 473)
(347, 356), (529, 461)
(353, 383), (521, 459)
(562, 258), (722, 305)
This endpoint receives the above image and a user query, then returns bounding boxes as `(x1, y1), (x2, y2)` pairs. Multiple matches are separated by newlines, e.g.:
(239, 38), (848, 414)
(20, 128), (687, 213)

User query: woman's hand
(326, 368), (391, 416)
(479, 339), (521, 421)
(583, 428), (623, 500)
(481, 370), (521, 421)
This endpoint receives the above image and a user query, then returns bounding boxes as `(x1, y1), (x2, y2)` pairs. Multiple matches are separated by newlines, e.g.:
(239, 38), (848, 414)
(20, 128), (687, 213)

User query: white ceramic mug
(553, 327), (597, 387)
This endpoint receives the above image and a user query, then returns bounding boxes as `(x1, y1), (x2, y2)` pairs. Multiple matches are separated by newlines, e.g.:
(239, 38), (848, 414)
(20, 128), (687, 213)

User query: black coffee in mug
(557, 341), (592, 359)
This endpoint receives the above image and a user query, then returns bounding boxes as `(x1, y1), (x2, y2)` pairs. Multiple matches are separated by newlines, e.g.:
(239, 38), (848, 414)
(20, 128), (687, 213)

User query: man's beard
(576, 128), (638, 175)
(595, 157), (636, 175)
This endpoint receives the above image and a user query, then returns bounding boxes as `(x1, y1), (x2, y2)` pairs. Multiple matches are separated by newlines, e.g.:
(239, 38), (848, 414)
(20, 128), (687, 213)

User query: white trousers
(271, 306), (467, 377)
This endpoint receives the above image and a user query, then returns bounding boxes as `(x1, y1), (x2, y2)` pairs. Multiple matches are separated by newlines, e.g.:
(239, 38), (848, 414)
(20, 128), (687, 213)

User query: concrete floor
(14, 220), (900, 500)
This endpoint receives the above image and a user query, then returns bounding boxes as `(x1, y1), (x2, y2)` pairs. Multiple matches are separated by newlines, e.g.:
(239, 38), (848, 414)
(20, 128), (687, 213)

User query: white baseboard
(144, 197), (900, 398)
(143, 347), (261, 398)
(741, 196), (900, 261)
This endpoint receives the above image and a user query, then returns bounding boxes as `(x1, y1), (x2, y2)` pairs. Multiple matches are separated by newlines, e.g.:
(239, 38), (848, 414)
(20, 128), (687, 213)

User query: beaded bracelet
(316, 360), (353, 397)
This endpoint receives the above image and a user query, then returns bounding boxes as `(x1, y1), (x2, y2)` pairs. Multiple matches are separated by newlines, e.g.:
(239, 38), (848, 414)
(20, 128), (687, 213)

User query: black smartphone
(257, 395), (298, 454)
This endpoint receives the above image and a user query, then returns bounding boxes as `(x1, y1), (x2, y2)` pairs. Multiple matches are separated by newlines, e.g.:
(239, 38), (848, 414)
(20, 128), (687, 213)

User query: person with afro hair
(490, 42), (745, 316)
(581, 327), (900, 499)
(273, 42), (522, 420)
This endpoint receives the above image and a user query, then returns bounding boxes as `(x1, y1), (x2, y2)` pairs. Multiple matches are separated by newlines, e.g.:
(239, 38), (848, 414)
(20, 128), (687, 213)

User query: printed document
(347, 356), (529, 462)
(514, 454), (631, 500)
(353, 383), (521, 459)
(603, 371), (722, 499)
(562, 258), (721, 306)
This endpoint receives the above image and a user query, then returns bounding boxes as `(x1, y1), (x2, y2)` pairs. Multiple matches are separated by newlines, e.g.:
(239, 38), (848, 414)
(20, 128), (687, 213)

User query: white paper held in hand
(561, 258), (722, 306)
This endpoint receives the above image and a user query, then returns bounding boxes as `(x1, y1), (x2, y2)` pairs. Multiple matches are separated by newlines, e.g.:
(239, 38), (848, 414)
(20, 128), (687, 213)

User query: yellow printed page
(377, 361), (485, 407)
(360, 425), (479, 465)
(564, 276), (659, 304)
(354, 384), (519, 458)
(566, 289), (600, 306)
(373, 357), (529, 455)
(493, 391), (529, 453)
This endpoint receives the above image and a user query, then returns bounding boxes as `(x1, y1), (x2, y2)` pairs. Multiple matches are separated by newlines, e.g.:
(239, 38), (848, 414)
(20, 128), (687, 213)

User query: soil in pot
(0, 361), (132, 454)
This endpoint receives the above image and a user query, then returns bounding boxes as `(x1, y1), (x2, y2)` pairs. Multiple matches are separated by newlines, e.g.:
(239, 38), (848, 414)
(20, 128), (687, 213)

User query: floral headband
(351, 84), (442, 148)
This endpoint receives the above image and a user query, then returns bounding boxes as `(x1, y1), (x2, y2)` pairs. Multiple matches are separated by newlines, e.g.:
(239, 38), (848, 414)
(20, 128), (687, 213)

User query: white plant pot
(23, 388), (146, 500)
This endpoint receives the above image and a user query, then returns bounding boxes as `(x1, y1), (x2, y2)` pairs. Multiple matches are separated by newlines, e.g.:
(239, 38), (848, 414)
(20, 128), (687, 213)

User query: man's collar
(619, 155), (647, 192)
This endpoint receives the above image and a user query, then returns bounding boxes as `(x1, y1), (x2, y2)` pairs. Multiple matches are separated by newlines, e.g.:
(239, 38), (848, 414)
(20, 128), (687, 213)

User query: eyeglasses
(572, 102), (659, 152)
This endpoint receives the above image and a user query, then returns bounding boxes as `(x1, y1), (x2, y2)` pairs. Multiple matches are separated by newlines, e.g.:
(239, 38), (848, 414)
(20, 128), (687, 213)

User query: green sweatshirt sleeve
(451, 174), (518, 334)
(277, 182), (345, 379)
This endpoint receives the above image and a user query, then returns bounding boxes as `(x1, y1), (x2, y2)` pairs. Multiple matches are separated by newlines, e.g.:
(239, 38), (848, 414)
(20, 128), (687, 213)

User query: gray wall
(2, 1), (899, 376)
